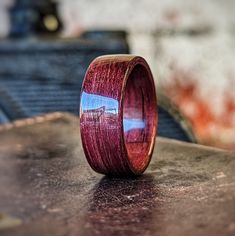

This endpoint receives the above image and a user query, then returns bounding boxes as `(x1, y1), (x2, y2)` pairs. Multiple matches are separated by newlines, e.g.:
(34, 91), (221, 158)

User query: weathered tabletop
(0, 113), (235, 236)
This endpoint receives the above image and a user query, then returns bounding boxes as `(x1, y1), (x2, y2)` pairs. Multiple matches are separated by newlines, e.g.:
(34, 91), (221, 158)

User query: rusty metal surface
(0, 113), (235, 236)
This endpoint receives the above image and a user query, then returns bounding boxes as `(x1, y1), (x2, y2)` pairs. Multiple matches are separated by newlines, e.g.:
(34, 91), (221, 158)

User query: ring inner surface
(123, 64), (156, 171)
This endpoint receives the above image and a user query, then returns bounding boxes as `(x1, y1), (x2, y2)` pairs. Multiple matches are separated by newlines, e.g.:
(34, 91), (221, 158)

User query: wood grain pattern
(80, 55), (157, 176)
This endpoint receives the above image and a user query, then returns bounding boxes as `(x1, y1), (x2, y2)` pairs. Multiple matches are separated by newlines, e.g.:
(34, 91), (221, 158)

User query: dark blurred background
(0, 0), (235, 149)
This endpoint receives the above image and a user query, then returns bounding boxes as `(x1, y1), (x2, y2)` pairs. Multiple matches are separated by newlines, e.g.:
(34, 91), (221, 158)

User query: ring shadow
(83, 174), (164, 235)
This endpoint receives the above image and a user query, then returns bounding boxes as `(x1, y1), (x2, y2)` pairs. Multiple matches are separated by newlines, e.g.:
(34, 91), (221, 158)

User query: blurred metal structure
(0, 37), (129, 119)
(157, 93), (196, 142)
(9, 0), (62, 37)
(0, 0), (195, 142)
(0, 38), (195, 142)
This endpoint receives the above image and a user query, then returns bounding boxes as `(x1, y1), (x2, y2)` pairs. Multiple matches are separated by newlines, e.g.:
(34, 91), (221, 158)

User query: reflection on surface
(122, 64), (156, 170)
(81, 92), (118, 114)
(80, 92), (118, 125)
(123, 118), (145, 132)
(123, 85), (147, 144)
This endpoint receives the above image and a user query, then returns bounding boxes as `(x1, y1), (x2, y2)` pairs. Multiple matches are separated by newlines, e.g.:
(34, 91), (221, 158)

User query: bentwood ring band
(80, 55), (158, 176)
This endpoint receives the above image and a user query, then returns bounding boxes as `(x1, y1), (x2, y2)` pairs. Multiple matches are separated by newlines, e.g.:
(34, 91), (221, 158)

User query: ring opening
(123, 64), (156, 173)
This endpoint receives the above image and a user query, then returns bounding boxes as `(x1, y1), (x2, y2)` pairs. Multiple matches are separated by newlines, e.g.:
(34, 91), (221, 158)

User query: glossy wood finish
(0, 113), (235, 236)
(80, 55), (157, 176)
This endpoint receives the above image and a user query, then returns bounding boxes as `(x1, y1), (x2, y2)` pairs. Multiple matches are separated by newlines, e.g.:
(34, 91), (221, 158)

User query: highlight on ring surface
(80, 55), (158, 176)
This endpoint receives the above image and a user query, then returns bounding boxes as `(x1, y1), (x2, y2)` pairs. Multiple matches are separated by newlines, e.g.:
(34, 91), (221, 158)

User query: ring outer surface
(80, 55), (158, 176)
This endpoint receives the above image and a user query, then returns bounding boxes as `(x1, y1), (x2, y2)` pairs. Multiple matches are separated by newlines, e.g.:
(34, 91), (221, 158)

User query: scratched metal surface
(0, 113), (235, 236)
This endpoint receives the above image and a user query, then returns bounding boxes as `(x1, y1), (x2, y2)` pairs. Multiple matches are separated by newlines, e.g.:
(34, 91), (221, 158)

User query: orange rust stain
(223, 95), (235, 127)
(164, 72), (235, 149)
(166, 78), (213, 139)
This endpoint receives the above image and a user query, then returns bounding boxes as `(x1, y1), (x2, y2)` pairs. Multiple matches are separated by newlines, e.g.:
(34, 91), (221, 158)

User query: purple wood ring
(80, 55), (158, 176)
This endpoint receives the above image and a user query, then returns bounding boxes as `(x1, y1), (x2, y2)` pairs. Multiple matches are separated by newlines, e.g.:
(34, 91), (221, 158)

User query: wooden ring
(80, 55), (158, 176)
